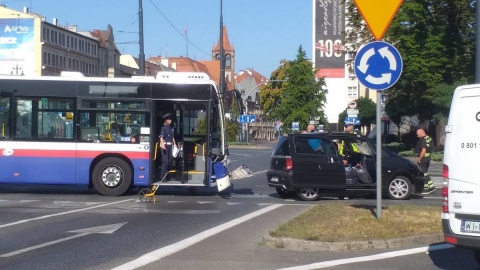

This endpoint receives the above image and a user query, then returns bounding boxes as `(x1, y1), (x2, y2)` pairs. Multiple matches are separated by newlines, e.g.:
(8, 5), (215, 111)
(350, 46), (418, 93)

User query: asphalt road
(0, 143), (475, 270)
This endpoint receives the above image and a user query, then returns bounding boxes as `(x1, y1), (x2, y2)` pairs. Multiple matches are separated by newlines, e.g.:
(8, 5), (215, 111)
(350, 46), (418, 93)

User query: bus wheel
(92, 157), (132, 196)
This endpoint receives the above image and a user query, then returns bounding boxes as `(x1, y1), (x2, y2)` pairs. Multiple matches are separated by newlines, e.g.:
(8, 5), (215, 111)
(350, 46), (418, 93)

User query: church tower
(212, 26), (235, 89)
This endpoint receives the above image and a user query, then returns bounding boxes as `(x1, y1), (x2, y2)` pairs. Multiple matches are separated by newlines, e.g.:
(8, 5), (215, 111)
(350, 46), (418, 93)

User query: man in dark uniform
(415, 128), (435, 194)
(159, 113), (176, 181)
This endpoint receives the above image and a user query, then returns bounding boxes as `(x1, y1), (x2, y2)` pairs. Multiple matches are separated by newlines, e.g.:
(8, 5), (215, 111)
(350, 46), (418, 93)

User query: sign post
(353, 0), (404, 219)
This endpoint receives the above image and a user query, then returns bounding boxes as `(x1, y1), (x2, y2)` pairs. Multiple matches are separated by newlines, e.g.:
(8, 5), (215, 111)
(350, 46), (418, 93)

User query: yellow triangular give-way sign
(354, 0), (404, 40)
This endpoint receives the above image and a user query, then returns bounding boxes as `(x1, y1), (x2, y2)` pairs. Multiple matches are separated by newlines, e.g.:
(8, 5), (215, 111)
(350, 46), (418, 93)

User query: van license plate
(461, 220), (480, 233)
(270, 177), (279, 183)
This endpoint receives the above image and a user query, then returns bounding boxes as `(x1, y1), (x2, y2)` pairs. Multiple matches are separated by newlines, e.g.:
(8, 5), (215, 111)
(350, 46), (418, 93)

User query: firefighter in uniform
(415, 128), (435, 194)
(159, 113), (176, 181)
(339, 122), (358, 165)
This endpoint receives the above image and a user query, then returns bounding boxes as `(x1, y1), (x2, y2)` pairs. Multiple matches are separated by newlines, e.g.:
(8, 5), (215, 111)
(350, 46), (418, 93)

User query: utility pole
(219, 0), (225, 95)
(138, 0), (145, 76)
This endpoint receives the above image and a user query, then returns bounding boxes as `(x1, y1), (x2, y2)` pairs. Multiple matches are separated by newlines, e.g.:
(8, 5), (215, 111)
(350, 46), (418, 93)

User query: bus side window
(0, 97), (10, 139)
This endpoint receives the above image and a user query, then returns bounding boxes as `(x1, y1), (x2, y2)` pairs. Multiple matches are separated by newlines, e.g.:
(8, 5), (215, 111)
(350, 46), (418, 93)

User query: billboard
(0, 18), (35, 76)
(314, 0), (345, 79)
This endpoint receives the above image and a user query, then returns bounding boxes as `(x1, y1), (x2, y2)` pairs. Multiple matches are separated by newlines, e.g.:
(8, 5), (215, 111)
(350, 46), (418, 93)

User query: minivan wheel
(276, 187), (293, 198)
(387, 176), (412, 200)
(296, 188), (320, 201)
(473, 249), (480, 264)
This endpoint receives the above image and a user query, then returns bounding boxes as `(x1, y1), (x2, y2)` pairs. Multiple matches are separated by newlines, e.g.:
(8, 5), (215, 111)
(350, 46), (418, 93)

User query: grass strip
(270, 203), (442, 242)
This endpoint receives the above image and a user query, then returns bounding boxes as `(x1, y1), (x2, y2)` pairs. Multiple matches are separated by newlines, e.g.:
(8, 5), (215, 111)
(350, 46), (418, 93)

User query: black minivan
(266, 132), (425, 201)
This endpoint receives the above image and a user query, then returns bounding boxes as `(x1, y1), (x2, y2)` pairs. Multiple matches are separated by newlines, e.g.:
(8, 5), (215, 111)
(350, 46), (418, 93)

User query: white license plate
(461, 220), (480, 233)
(270, 177), (279, 183)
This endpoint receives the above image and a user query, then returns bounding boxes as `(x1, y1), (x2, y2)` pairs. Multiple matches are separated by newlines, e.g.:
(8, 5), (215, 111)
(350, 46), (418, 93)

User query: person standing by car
(415, 128), (435, 194)
(339, 122), (359, 165)
(159, 113), (176, 181)
(344, 122), (356, 134)
(306, 124), (316, 133)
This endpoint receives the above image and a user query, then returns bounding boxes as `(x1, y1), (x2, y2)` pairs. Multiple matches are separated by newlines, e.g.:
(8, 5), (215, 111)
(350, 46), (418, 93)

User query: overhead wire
(147, 0), (211, 57)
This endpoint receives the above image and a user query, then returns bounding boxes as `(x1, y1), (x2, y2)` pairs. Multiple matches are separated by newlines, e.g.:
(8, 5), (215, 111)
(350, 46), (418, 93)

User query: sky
(1, 0), (313, 78)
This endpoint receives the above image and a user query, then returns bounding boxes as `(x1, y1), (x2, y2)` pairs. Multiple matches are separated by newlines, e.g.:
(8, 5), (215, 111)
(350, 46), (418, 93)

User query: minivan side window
(294, 137), (336, 156)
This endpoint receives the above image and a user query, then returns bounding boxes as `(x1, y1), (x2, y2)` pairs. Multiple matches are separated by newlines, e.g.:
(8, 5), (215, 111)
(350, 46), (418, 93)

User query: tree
(225, 101), (240, 142)
(387, 0), (474, 145)
(260, 46), (328, 132)
(260, 61), (289, 120)
(344, 0), (475, 146)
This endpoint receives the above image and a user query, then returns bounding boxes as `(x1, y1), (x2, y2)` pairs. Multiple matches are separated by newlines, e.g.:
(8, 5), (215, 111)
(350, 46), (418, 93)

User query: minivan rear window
(273, 137), (290, 155)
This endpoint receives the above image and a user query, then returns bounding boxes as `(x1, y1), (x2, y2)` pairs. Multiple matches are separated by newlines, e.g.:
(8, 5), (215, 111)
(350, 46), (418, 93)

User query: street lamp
(242, 79), (287, 143)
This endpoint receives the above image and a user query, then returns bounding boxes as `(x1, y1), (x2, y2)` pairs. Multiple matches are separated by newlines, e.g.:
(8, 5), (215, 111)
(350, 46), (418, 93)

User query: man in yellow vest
(339, 123), (358, 165)
(415, 128), (435, 194)
(345, 122), (356, 134)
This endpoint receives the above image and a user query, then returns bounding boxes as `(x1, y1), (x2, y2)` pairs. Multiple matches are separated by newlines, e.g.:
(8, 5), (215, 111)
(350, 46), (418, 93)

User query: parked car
(266, 132), (426, 201)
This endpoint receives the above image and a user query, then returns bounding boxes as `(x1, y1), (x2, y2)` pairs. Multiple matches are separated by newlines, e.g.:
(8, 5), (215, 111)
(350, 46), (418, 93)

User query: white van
(442, 84), (480, 263)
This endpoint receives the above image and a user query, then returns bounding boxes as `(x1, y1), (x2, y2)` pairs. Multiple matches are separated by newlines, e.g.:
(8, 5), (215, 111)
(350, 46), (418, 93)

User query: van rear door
(444, 85), (480, 237)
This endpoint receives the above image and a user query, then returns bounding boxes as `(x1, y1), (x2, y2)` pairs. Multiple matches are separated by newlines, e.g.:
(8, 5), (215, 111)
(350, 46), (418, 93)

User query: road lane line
(0, 199), (133, 229)
(1, 222), (127, 258)
(276, 243), (454, 270)
(252, 170), (267, 175)
(111, 203), (283, 270)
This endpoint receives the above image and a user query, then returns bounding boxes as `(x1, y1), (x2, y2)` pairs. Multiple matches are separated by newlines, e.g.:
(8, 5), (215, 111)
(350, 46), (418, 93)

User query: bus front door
(154, 101), (208, 186)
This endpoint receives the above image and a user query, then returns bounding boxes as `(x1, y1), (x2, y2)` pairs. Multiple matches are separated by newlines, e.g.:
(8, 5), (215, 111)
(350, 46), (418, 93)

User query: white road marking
(1, 223), (127, 258)
(111, 204), (283, 270)
(197, 201), (215, 204)
(0, 199), (133, 229)
(0, 199), (40, 205)
(276, 243), (454, 270)
(252, 170), (267, 175)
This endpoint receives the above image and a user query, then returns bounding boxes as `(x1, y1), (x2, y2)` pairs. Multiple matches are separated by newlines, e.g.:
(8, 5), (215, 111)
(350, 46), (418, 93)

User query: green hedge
(385, 142), (443, 162)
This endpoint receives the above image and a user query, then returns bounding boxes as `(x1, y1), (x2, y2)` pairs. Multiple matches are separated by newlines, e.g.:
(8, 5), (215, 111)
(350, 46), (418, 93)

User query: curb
(261, 233), (444, 251)
(228, 145), (274, 150)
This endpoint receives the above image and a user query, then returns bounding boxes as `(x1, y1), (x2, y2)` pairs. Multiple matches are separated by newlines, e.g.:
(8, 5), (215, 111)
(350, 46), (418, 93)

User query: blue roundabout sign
(354, 41), (402, 91)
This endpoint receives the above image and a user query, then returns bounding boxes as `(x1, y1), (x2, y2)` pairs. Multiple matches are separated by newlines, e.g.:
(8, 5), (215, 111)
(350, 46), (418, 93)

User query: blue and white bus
(0, 72), (230, 196)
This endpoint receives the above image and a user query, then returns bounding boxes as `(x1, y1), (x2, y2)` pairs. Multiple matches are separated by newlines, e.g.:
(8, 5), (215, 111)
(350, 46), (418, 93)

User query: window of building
(226, 54), (231, 69)
(348, 86), (358, 97)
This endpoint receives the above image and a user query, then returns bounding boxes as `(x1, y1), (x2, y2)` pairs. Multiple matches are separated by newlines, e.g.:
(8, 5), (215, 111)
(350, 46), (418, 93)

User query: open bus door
(153, 100), (211, 187)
